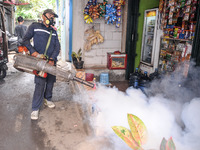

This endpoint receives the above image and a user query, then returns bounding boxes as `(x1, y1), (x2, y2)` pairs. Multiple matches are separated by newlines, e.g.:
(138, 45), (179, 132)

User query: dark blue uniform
(23, 22), (60, 111)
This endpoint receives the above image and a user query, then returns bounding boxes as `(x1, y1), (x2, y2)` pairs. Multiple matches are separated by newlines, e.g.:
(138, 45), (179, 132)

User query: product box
(107, 51), (127, 70)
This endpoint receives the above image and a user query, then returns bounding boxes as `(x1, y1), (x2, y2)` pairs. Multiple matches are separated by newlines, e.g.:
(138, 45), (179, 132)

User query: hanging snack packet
(183, 13), (189, 21)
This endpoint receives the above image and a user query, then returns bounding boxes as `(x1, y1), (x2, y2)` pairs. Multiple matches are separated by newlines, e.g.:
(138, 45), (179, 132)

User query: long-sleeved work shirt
(23, 22), (60, 61)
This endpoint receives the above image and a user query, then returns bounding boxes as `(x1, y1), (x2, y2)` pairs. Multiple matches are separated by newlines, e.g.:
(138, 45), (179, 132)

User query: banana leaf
(112, 126), (142, 150)
(127, 114), (148, 146)
(160, 138), (167, 150)
(166, 137), (176, 150)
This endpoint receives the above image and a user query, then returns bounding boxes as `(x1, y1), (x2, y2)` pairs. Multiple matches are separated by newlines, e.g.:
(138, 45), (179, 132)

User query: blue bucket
(100, 72), (109, 85)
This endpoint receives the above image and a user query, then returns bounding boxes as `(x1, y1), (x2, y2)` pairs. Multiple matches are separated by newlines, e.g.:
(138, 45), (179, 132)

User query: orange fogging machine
(13, 54), (94, 88)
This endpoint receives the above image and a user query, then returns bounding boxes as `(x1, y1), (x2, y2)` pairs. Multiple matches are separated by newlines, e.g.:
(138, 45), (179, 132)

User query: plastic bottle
(129, 75), (139, 88)
(129, 68), (140, 88)
(139, 71), (151, 91)
(149, 68), (160, 81)
(93, 77), (96, 89)
(133, 68), (140, 76)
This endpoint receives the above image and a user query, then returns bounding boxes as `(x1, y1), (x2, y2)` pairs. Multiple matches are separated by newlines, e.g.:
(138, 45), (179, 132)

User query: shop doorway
(125, 0), (140, 80)
(191, 1), (200, 66)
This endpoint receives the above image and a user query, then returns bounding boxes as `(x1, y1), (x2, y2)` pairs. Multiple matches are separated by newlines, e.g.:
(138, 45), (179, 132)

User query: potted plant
(71, 48), (84, 69)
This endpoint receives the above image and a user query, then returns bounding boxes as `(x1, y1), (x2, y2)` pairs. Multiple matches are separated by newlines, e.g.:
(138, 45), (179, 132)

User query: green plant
(112, 114), (147, 150)
(112, 114), (176, 150)
(160, 137), (176, 150)
(71, 48), (82, 62)
(15, 0), (56, 20)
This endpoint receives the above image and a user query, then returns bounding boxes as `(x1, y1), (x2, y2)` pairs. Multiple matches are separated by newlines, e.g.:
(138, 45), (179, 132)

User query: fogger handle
(73, 76), (94, 88)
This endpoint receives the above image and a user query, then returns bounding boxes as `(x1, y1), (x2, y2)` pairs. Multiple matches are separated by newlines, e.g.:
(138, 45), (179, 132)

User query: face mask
(44, 14), (55, 26)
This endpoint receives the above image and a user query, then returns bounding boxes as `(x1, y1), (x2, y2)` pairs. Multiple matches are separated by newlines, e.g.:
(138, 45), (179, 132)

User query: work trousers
(32, 73), (56, 111)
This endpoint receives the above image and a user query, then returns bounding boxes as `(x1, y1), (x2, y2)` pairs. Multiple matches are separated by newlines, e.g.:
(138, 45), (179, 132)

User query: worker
(38, 18), (42, 23)
(23, 9), (60, 120)
(14, 16), (27, 45)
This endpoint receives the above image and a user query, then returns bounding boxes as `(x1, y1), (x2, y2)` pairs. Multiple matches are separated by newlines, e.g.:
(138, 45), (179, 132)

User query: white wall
(72, 0), (85, 61)
(60, 0), (69, 61)
(73, 0), (124, 68)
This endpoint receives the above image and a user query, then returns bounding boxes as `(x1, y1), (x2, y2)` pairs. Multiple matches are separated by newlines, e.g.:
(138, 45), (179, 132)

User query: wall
(135, 0), (159, 69)
(73, 0), (124, 68)
(72, 0), (85, 62)
(60, 0), (69, 61)
(4, 5), (14, 34)
(23, 19), (36, 27)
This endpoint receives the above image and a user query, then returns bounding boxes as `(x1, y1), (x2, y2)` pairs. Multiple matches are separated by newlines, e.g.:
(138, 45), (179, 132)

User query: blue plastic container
(100, 72), (109, 85)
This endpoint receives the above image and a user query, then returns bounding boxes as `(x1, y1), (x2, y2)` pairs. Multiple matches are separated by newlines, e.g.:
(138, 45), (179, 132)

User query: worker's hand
(31, 51), (39, 57)
(48, 58), (54, 66)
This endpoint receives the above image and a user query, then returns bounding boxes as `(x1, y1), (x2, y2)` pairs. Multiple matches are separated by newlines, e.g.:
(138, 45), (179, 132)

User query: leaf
(160, 138), (167, 150)
(77, 48), (82, 57)
(112, 126), (142, 150)
(127, 114), (148, 146)
(71, 52), (77, 58)
(166, 137), (176, 150)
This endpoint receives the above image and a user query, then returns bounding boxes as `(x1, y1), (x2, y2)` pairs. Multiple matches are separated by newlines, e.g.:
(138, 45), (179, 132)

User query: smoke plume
(75, 63), (200, 150)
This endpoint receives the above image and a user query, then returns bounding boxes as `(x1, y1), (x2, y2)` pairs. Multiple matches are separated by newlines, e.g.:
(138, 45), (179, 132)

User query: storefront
(61, 0), (128, 81)
(127, 0), (200, 81)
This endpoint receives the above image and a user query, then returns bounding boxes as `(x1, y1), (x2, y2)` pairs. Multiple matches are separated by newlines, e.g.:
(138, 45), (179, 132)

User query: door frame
(125, 0), (140, 79)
